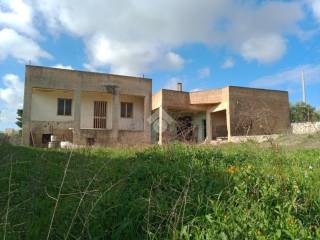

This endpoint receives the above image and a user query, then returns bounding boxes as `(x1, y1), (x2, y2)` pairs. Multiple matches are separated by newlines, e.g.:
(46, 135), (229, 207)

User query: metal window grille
(94, 101), (107, 129)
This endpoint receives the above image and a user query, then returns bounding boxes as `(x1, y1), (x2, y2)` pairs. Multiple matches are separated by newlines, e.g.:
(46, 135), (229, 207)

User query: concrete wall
(119, 95), (144, 131)
(228, 86), (290, 136)
(23, 65), (152, 146)
(189, 88), (224, 104)
(80, 91), (113, 129)
(24, 65), (152, 96)
(80, 93), (145, 130)
(291, 122), (320, 134)
(30, 121), (74, 147)
(154, 89), (208, 112)
(31, 89), (74, 121)
(212, 110), (228, 138)
(161, 90), (191, 109)
(76, 129), (150, 146)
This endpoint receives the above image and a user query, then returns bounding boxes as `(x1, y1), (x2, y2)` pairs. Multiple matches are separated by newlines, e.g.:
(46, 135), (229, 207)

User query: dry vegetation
(0, 135), (320, 239)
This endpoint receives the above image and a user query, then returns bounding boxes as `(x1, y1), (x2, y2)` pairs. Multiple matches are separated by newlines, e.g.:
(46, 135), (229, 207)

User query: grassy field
(0, 142), (320, 239)
(274, 133), (320, 149)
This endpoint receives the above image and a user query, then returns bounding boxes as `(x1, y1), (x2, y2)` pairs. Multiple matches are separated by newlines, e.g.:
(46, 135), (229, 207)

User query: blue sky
(0, 0), (320, 130)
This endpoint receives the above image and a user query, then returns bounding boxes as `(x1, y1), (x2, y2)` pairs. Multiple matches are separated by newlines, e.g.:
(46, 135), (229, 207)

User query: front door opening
(176, 116), (193, 141)
(212, 110), (228, 139)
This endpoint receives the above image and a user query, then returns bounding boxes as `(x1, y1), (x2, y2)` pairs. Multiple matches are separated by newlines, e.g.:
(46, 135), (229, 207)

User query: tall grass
(0, 142), (319, 239)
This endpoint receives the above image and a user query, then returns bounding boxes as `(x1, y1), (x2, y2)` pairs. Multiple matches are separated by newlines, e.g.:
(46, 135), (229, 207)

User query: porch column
(144, 94), (151, 143)
(205, 109), (212, 143)
(226, 108), (231, 142)
(111, 87), (120, 141)
(73, 87), (81, 144)
(158, 106), (164, 145)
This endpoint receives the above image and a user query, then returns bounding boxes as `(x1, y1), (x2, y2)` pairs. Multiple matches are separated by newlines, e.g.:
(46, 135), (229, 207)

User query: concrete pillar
(73, 87), (81, 144)
(143, 94), (151, 143)
(158, 106), (164, 145)
(111, 87), (120, 141)
(22, 68), (32, 145)
(226, 108), (231, 142)
(205, 109), (212, 143)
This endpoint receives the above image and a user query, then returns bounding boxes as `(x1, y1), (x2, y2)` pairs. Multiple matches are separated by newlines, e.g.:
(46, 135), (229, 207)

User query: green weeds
(0, 143), (319, 239)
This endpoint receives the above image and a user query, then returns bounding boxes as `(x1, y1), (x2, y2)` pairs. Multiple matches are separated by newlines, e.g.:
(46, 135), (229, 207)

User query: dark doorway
(202, 119), (207, 139)
(86, 138), (95, 146)
(212, 110), (228, 139)
(176, 116), (193, 141)
(42, 134), (51, 145)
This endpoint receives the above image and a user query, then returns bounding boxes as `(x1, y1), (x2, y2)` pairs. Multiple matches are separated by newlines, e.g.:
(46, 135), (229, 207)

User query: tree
(290, 102), (320, 123)
(16, 109), (23, 128)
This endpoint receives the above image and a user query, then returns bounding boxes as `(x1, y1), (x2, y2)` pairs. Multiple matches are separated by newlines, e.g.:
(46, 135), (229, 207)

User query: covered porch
(154, 102), (231, 144)
(204, 102), (231, 143)
(28, 86), (150, 146)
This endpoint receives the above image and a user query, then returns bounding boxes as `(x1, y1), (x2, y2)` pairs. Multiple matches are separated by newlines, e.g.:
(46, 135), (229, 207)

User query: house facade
(22, 65), (290, 147)
(22, 65), (152, 147)
(152, 85), (290, 144)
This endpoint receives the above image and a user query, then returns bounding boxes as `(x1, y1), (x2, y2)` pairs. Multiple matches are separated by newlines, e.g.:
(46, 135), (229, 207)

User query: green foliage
(0, 144), (319, 239)
(0, 133), (10, 144)
(15, 109), (23, 129)
(290, 102), (320, 123)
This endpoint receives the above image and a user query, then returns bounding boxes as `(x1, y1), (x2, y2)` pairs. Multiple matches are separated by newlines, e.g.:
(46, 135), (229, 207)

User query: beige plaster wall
(119, 95), (144, 131)
(23, 65), (152, 146)
(80, 91), (113, 129)
(80, 92), (144, 131)
(31, 89), (74, 121)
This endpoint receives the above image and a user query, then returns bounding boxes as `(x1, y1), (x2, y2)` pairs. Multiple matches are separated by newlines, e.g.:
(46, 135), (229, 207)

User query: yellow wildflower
(227, 165), (237, 174)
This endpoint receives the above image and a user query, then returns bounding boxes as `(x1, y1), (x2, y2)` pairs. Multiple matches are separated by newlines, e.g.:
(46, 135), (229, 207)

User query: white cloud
(31, 0), (305, 73)
(198, 67), (211, 78)
(0, 28), (51, 63)
(190, 88), (203, 92)
(0, 0), (38, 37)
(309, 0), (320, 22)
(84, 34), (184, 75)
(251, 64), (320, 89)
(0, 74), (24, 108)
(52, 64), (73, 70)
(0, 74), (24, 128)
(221, 58), (235, 69)
(0, 1), (51, 64)
(158, 52), (184, 71)
(241, 35), (286, 63)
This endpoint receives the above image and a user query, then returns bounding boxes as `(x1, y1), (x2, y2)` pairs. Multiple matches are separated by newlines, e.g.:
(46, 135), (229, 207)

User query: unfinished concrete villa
(22, 65), (290, 147)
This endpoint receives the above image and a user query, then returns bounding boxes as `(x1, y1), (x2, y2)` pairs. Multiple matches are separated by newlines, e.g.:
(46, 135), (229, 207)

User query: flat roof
(154, 85), (288, 95)
(26, 65), (152, 81)
(228, 85), (288, 93)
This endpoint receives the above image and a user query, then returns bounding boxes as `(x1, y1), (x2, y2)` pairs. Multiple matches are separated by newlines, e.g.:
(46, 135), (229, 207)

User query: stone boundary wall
(291, 122), (320, 135)
(229, 134), (279, 143)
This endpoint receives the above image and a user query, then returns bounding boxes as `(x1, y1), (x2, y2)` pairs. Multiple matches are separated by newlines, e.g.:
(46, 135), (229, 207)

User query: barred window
(94, 101), (107, 129)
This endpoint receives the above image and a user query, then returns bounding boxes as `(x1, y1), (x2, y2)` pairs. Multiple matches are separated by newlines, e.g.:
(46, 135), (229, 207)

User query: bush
(290, 102), (320, 123)
(0, 133), (10, 144)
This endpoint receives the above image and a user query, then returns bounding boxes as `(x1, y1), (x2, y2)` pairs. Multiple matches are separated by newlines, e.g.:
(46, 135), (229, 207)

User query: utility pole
(301, 70), (306, 103)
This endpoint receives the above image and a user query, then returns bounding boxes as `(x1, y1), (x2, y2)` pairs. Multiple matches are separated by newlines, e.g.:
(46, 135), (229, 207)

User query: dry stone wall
(291, 122), (320, 134)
